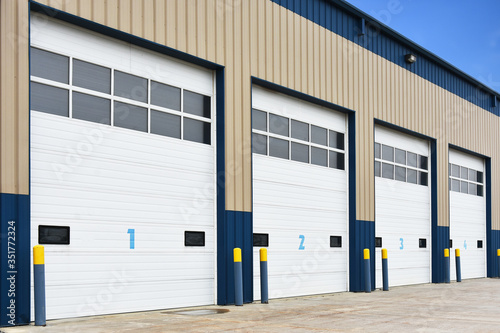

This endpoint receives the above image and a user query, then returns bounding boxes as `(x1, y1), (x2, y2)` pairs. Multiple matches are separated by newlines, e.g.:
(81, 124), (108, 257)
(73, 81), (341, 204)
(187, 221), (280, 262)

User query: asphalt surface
(2, 278), (500, 332)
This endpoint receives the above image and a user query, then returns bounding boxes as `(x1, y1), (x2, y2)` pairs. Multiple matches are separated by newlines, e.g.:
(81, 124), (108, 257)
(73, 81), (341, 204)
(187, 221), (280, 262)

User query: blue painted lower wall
(0, 193), (30, 327)
(431, 226), (449, 283)
(217, 210), (253, 305)
(349, 220), (375, 292)
(487, 230), (500, 278)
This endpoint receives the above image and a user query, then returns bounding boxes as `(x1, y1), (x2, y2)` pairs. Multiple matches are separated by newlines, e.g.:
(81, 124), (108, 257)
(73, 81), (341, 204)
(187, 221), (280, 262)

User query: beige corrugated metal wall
(0, 0), (29, 196)
(2, 0), (499, 229)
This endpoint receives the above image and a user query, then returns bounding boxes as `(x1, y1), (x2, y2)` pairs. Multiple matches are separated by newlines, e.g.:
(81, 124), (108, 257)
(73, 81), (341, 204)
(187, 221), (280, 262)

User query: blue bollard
(382, 249), (389, 291)
(260, 248), (268, 304)
(444, 249), (450, 283)
(497, 249), (500, 278)
(33, 245), (46, 326)
(364, 248), (371, 293)
(234, 248), (243, 306)
(455, 249), (461, 282)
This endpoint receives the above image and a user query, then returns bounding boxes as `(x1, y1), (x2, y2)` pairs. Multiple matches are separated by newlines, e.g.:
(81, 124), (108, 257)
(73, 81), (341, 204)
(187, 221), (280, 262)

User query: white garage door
(251, 87), (348, 300)
(449, 149), (486, 280)
(375, 127), (431, 288)
(30, 16), (215, 319)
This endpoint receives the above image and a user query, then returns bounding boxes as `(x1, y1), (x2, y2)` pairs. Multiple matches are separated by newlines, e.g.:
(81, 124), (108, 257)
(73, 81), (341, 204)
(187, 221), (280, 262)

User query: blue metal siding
(430, 139), (449, 283)
(271, 0), (500, 116)
(220, 211), (253, 305)
(0, 193), (30, 327)
(349, 220), (375, 292)
(485, 159), (499, 277)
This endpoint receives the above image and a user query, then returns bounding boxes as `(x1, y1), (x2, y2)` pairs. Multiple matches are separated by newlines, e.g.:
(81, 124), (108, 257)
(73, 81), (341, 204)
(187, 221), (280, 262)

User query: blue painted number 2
(399, 238), (404, 250)
(128, 229), (135, 249)
(299, 235), (305, 250)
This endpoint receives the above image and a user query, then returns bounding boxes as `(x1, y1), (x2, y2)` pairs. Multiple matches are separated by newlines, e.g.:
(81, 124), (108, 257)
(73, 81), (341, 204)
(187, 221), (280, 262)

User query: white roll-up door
(375, 127), (431, 288)
(449, 149), (486, 280)
(251, 87), (348, 299)
(30, 16), (216, 319)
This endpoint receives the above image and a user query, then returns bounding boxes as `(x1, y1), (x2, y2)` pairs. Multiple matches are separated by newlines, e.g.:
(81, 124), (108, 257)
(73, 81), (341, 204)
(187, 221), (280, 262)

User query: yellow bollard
(33, 245), (46, 326)
(259, 248), (268, 303)
(363, 248), (371, 292)
(233, 248), (243, 306)
(444, 249), (450, 283)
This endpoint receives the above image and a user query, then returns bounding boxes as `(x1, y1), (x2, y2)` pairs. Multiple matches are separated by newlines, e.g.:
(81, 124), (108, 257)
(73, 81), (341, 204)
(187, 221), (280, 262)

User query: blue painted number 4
(299, 235), (305, 250)
(128, 229), (135, 249)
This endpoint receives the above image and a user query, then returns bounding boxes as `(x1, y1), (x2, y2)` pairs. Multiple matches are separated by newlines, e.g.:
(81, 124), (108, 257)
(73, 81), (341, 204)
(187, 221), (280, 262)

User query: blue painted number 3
(128, 229), (135, 249)
(399, 238), (404, 250)
(299, 235), (305, 250)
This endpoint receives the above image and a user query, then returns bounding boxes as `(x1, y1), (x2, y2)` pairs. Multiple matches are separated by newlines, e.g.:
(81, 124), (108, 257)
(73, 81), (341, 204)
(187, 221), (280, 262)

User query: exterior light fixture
(405, 53), (417, 64)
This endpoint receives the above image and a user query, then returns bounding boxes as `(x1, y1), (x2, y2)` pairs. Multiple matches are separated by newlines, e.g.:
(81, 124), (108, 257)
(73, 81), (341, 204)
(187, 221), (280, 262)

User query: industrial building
(1, 0), (499, 326)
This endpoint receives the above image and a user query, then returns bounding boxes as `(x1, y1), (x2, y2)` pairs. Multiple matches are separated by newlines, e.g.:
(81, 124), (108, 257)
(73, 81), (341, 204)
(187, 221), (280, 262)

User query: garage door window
(252, 109), (345, 170)
(449, 163), (483, 196)
(374, 142), (428, 186)
(30, 46), (212, 145)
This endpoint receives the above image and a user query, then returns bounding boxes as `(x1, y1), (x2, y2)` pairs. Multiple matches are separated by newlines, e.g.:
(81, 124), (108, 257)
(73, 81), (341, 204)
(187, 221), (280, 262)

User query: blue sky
(345, 0), (500, 93)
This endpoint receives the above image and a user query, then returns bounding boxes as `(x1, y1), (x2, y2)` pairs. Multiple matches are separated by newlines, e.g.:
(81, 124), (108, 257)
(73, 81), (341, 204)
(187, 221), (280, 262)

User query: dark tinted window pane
(382, 163), (394, 179)
(114, 101), (147, 132)
(395, 149), (406, 165)
(477, 185), (483, 197)
(269, 114), (289, 136)
(375, 143), (381, 159)
(460, 166), (468, 180)
(184, 118), (211, 144)
(329, 151), (345, 170)
(38, 225), (70, 245)
(31, 47), (69, 83)
(468, 183), (477, 195)
(269, 137), (289, 159)
(73, 59), (110, 94)
(468, 169), (477, 182)
(311, 147), (327, 166)
(253, 233), (269, 247)
(114, 71), (148, 103)
(375, 161), (381, 177)
(395, 166), (406, 182)
(252, 109), (267, 131)
(31, 82), (68, 116)
(150, 110), (180, 139)
(419, 155), (428, 170)
(407, 169), (417, 184)
(252, 133), (267, 155)
(291, 142), (309, 163)
(330, 236), (342, 248)
(311, 125), (327, 145)
(72, 92), (110, 124)
(460, 180), (468, 193)
(477, 171), (483, 184)
(151, 81), (181, 111)
(451, 164), (460, 178)
(291, 120), (309, 141)
(418, 172), (428, 186)
(329, 130), (344, 150)
(451, 179), (460, 192)
(419, 238), (427, 248)
(184, 90), (211, 118)
(407, 152), (417, 167)
(382, 145), (394, 162)
(184, 231), (205, 246)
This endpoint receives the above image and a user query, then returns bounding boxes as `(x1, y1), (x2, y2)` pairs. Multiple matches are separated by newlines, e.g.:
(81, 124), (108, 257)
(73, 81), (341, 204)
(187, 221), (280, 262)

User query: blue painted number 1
(299, 235), (305, 250)
(128, 229), (135, 249)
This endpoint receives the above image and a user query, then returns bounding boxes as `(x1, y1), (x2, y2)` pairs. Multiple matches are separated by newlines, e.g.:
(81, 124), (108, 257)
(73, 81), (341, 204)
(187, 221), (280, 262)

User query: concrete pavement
(2, 278), (500, 332)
